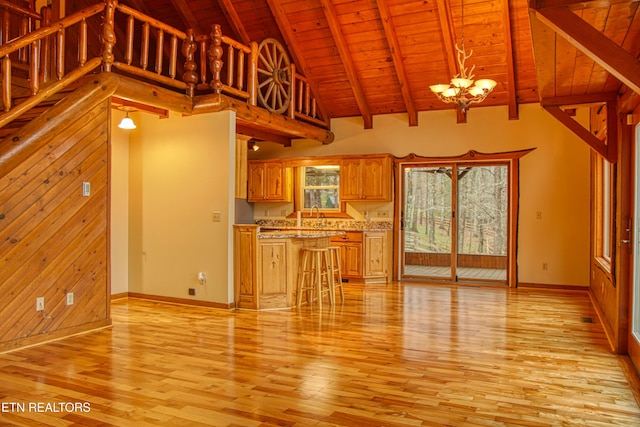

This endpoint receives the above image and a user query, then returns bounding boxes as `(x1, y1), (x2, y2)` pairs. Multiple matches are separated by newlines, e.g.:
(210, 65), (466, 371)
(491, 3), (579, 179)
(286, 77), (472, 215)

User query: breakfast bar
(233, 224), (345, 310)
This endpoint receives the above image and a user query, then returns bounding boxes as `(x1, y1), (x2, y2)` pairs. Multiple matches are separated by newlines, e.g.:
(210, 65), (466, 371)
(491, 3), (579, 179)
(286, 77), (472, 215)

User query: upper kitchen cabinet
(341, 155), (393, 201)
(248, 160), (293, 202)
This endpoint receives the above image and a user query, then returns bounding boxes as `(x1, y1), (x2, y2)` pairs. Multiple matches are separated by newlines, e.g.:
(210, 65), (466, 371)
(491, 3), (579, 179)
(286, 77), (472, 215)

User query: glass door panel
(402, 166), (453, 279)
(456, 165), (508, 282)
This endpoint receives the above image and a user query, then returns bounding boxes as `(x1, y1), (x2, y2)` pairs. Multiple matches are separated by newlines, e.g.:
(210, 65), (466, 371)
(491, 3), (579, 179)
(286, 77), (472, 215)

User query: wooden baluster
(78, 18), (87, 66)
(102, 0), (117, 72)
(29, 41), (38, 95)
(169, 34), (177, 79)
(304, 81), (310, 115)
(181, 29), (197, 97)
(311, 98), (317, 119)
(155, 28), (164, 74)
(18, 17), (27, 63)
(41, 5), (51, 84)
(227, 45), (234, 88)
(140, 22), (149, 70)
(198, 39), (207, 85)
(297, 80), (303, 114)
(2, 55), (11, 112)
(125, 15), (134, 65)
(289, 64), (296, 119)
(248, 41), (258, 106)
(237, 50), (244, 91)
(209, 24), (222, 94)
(56, 28), (64, 80)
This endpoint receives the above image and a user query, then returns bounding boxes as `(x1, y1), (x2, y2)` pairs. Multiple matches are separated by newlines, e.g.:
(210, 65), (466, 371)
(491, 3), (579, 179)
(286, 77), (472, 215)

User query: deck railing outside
(0, 0), (328, 130)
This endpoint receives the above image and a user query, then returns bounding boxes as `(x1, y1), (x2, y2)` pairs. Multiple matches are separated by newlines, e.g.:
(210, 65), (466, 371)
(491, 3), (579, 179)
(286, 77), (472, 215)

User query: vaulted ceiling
(68, 0), (640, 127)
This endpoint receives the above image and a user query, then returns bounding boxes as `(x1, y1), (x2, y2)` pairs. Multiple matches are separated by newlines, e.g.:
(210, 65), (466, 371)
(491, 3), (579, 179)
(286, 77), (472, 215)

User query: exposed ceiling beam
(528, 8), (556, 99)
(435, 0), (467, 124)
(112, 96), (169, 118)
(236, 123), (292, 147)
(502, 0), (518, 120)
(532, 6), (640, 95)
(216, 0), (250, 45)
(318, 0), (373, 129)
(169, 0), (203, 35)
(264, 0), (331, 127)
(375, 0), (417, 126)
(531, 0), (636, 9)
(541, 92), (617, 106)
(542, 104), (611, 160)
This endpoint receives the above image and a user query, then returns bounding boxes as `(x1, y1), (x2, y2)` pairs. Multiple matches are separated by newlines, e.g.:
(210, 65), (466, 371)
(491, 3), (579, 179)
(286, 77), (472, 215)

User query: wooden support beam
(532, 6), (640, 95)
(236, 124), (293, 147)
(375, 0), (417, 126)
(216, 0), (250, 45)
(264, 0), (331, 126)
(318, 0), (373, 129)
(169, 0), (203, 35)
(193, 93), (335, 144)
(542, 103), (614, 162)
(503, 0), (518, 120)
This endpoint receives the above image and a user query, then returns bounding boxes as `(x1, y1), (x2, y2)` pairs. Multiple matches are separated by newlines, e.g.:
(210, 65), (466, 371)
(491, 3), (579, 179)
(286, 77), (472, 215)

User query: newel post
(209, 24), (223, 94)
(101, 0), (117, 72)
(182, 28), (198, 97)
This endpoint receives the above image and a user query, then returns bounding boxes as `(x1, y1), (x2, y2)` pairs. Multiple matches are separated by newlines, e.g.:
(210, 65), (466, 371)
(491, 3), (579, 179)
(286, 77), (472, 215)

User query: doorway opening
(394, 150), (532, 287)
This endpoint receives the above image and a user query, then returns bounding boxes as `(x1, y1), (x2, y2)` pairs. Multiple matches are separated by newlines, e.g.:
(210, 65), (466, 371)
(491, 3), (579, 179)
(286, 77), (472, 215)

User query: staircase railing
(0, 0), (329, 131)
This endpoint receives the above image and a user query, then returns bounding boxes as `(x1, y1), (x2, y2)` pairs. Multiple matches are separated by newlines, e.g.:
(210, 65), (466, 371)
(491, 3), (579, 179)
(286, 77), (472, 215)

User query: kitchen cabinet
(247, 160), (292, 202)
(331, 230), (391, 283)
(331, 231), (363, 279)
(234, 225), (341, 309)
(340, 155), (392, 201)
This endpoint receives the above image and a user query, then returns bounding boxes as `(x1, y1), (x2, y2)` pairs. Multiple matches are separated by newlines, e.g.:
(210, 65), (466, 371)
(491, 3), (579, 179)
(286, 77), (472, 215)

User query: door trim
(392, 149), (535, 287)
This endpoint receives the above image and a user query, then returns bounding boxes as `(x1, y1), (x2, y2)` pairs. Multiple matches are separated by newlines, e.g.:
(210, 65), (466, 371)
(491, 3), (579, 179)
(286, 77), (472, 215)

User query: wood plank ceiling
(68, 0), (640, 126)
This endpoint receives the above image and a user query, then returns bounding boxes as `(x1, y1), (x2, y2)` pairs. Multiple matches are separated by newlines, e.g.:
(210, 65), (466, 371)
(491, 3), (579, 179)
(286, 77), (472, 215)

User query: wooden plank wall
(0, 97), (111, 352)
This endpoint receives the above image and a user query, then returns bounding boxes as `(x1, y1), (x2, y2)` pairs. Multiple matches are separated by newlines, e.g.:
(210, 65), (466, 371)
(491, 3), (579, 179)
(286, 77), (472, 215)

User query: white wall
(110, 109), (131, 295)
(251, 104), (591, 287)
(115, 110), (236, 304)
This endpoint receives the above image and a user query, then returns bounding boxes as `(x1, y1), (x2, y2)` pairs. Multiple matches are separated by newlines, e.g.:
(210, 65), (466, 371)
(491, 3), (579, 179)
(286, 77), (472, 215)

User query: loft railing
(0, 0), (328, 131)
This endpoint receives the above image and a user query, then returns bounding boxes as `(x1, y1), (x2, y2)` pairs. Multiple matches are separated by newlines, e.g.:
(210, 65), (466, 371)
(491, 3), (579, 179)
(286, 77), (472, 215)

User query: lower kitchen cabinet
(331, 230), (391, 283)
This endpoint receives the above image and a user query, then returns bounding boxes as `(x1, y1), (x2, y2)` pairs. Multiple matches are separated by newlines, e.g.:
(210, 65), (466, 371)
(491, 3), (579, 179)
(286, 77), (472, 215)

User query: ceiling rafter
(375, 0), (418, 126)
(502, 0), (518, 120)
(169, 0), (203, 35)
(216, 0), (251, 45)
(531, 5), (640, 95)
(318, 0), (373, 129)
(435, 0), (467, 123)
(264, 0), (331, 127)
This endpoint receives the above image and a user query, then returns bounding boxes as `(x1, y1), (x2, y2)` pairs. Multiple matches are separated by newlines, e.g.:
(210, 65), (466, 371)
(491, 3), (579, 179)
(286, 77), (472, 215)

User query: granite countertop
(257, 228), (346, 239)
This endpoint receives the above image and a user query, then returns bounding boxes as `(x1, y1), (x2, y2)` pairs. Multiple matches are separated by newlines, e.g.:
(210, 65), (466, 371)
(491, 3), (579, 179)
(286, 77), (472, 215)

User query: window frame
(595, 156), (615, 272)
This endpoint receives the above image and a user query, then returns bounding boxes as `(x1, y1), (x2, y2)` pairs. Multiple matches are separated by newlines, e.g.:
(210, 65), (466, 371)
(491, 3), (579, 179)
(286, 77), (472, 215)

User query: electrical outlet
(66, 292), (74, 306)
(36, 297), (44, 311)
(188, 288), (196, 296)
(377, 211), (389, 218)
(542, 262), (548, 271)
(211, 211), (221, 222)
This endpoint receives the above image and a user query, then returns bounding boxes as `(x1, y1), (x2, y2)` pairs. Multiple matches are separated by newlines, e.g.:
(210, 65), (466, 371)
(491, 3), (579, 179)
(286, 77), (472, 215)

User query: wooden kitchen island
(233, 224), (345, 310)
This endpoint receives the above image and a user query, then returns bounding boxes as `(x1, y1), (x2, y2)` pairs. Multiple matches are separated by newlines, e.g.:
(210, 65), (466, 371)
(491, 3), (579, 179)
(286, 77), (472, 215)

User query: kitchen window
(298, 165), (340, 212)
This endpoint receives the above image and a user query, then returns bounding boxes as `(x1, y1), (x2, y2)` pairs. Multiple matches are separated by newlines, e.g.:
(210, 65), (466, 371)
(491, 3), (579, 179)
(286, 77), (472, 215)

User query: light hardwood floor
(1, 282), (639, 426)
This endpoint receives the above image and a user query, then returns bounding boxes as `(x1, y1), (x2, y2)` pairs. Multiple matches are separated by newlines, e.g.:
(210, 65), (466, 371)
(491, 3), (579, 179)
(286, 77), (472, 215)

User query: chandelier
(430, 0), (496, 111)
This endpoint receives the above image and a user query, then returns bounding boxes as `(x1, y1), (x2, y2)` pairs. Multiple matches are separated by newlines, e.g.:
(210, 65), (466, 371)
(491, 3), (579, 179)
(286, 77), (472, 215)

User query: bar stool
(328, 246), (344, 303)
(296, 247), (333, 309)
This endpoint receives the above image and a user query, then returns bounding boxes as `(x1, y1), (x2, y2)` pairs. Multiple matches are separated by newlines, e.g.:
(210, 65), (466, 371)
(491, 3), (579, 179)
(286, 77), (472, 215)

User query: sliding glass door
(402, 166), (454, 280)
(401, 163), (508, 284)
